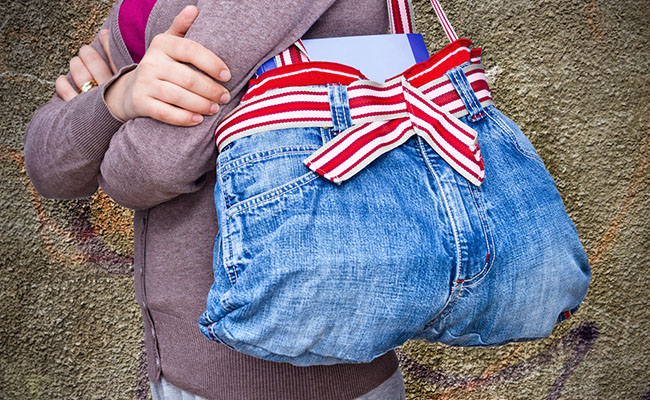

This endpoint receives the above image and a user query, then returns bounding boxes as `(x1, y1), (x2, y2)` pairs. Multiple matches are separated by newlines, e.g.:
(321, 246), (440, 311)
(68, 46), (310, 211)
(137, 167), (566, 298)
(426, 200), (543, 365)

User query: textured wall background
(1, 0), (648, 398)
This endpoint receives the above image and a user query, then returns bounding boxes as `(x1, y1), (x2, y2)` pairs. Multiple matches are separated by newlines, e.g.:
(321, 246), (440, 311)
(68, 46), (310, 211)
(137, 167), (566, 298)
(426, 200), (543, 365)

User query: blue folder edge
(408, 33), (430, 64)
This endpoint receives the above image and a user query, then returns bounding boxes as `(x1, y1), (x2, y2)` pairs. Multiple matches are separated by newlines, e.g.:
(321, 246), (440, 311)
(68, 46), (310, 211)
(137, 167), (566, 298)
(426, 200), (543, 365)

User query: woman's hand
(105, 5), (232, 126)
(55, 29), (116, 101)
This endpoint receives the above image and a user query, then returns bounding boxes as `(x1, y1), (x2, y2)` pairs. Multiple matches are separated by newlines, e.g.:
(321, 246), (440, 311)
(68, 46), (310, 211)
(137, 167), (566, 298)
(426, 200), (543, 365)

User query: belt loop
(446, 66), (486, 121)
(328, 84), (352, 133)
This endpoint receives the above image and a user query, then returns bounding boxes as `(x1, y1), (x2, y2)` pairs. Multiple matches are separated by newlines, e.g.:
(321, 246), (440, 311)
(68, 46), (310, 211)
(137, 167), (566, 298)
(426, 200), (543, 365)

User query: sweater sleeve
(26, 0), (345, 209)
(96, 0), (339, 210)
(23, 5), (127, 199)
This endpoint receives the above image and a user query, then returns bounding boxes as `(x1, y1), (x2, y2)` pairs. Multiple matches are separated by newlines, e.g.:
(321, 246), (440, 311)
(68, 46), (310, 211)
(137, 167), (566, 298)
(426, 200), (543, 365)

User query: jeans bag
(199, 0), (591, 366)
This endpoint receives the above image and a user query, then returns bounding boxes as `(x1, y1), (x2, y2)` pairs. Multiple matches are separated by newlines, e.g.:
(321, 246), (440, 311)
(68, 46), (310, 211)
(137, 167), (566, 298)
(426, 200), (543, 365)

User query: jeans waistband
(215, 40), (494, 185)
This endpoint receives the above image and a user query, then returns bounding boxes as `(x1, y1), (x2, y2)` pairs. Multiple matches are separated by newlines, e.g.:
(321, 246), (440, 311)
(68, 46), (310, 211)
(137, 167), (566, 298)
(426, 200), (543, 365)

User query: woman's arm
(23, 5), (231, 202)
(23, 7), (124, 199)
(26, 0), (345, 209)
(97, 0), (341, 209)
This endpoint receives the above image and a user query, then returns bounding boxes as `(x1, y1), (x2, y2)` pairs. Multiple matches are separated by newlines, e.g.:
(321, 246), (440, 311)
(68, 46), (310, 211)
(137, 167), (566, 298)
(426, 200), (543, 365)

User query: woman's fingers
(157, 59), (230, 105)
(151, 34), (231, 84)
(55, 75), (78, 101)
(144, 97), (204, 127)
(105, 6), (234, 125)
(59, 31), (115, 102)
(99, 29), (118, 74)
(165, 5), (200, 38)
(78, 45), (113, 84)
(152, 80), (220, 116)
(69, 56), (94, 89)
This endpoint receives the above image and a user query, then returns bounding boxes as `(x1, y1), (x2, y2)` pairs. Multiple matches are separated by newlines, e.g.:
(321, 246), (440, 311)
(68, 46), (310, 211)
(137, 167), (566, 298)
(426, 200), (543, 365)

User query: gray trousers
(150, 367), (406, 400)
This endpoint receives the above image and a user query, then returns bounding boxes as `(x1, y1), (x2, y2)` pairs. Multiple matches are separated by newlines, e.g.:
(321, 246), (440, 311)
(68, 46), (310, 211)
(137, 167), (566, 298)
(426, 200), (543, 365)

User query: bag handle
(275, 39), (311, 67)
(277, 0), (458, 68)
(388, 0), (458, 42)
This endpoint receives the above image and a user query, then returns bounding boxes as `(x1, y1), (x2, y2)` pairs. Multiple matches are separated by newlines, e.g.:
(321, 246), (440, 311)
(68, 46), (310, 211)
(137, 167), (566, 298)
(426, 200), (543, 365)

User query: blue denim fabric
(199, 66), (591, 366)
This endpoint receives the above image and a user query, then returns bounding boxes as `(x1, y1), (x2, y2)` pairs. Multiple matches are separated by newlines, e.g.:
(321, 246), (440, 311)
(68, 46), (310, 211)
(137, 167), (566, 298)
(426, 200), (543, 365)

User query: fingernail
(100, 29), (108, 36)
(219, 70), (231, 81)
(209, 104), (219, 113)
(219, 93), (230, 104)
(192, 114), (203, 123)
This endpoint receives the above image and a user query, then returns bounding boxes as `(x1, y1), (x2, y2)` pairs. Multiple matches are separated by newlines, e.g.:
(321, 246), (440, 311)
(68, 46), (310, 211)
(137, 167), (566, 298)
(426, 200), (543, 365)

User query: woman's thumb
(166, 5), (199, 37)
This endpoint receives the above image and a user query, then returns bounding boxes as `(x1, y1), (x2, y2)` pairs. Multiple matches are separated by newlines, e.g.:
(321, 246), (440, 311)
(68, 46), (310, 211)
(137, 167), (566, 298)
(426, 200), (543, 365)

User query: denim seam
(485, 110), (545, 164)
(337, 87), (345, 131)
(448, 68), (483, 119)
(424, 284), (464, 330)
(208, 324), (239, 350)
(225, 172), (320, 218)
(217, 317), (371, 364)
(459, 187), (496, 288)
(459, 186), (496, 287)
(416, 136), (463, 285)
(222, 210), (238, 286)
(224, 228), (239, 285)
(335, 87), (342, 128)
(338, 86), (352, 131)
(329, 85), (342, 132)
(221, 176), (234, 210)
(207, 323), (220, 343)
(217, 167), (239, 285)
(460, 75), (483, 118)
(219, 146), (321, 174)
(456, 187), (490, 285)
(220, 295), (237, 313)
(319, 127), (332, 144)
(437, 286), (464, 323)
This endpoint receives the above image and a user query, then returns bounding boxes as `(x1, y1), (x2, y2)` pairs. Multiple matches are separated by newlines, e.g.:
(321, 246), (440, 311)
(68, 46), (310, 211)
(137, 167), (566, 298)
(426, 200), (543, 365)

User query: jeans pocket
(217, 127), (325, 214)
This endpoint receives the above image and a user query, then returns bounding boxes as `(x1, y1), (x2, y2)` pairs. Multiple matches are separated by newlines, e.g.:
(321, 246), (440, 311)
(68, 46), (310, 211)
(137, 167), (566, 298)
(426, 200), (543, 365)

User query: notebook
(256, 33), (430, 82)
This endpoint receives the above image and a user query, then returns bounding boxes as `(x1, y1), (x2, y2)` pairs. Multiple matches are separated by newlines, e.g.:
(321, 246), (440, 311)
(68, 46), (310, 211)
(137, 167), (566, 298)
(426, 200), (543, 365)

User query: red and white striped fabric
(215, 50), (493, 185)
(428, 0), (458, 42)
(217, 63), (365, 149)
(274, 39), (311, 67)
(387, 0), (416, 35)
(215, 2), (490, 185)
(304, 76), (484, 185)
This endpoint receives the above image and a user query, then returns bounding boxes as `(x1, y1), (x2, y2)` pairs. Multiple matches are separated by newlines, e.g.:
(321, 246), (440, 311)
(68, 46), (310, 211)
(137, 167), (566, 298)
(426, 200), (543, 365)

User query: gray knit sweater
(24, 0), (399, 398)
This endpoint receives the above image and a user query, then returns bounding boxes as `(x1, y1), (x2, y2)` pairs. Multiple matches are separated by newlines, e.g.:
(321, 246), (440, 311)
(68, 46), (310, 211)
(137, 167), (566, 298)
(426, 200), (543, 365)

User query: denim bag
(199, 0), (591, 366)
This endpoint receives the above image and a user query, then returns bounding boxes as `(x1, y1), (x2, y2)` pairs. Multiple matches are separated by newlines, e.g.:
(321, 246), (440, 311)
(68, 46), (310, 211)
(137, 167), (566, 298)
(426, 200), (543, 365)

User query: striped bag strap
(275, 39), (311, 67)
(276, 0), (459, 68)
(388, 0), (458, 42)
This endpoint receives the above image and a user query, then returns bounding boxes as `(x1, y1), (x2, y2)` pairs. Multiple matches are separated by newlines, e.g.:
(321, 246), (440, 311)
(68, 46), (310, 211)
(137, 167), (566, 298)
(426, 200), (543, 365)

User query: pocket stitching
(219, 145), (321, 176)
(485, 110), (545, 165)
(219, 146), (321, 211)
(225, 171), (320, 218)
(221, 204), (239, 286)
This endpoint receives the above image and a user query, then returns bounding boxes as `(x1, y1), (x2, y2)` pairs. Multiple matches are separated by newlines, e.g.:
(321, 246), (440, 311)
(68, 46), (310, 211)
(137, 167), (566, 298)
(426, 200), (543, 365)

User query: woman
(24, 1), (404, 399)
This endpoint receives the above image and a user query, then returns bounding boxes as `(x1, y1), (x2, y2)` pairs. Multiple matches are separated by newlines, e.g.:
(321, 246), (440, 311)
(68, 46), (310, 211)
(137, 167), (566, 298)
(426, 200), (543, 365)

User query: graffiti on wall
(2, 0), (650, 395)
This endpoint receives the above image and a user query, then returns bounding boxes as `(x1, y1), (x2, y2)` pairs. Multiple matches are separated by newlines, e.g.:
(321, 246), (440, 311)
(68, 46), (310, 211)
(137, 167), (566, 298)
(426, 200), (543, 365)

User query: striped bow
(304, 77), (485, 186)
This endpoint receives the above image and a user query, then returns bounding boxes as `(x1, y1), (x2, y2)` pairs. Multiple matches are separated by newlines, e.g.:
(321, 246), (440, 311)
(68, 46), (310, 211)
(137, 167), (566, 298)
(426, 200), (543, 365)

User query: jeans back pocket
(217, 127), (325, 211)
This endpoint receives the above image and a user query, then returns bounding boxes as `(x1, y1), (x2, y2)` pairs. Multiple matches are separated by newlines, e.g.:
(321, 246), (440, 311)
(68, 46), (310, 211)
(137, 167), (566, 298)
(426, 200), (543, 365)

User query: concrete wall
(1, 0), (648, 398)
